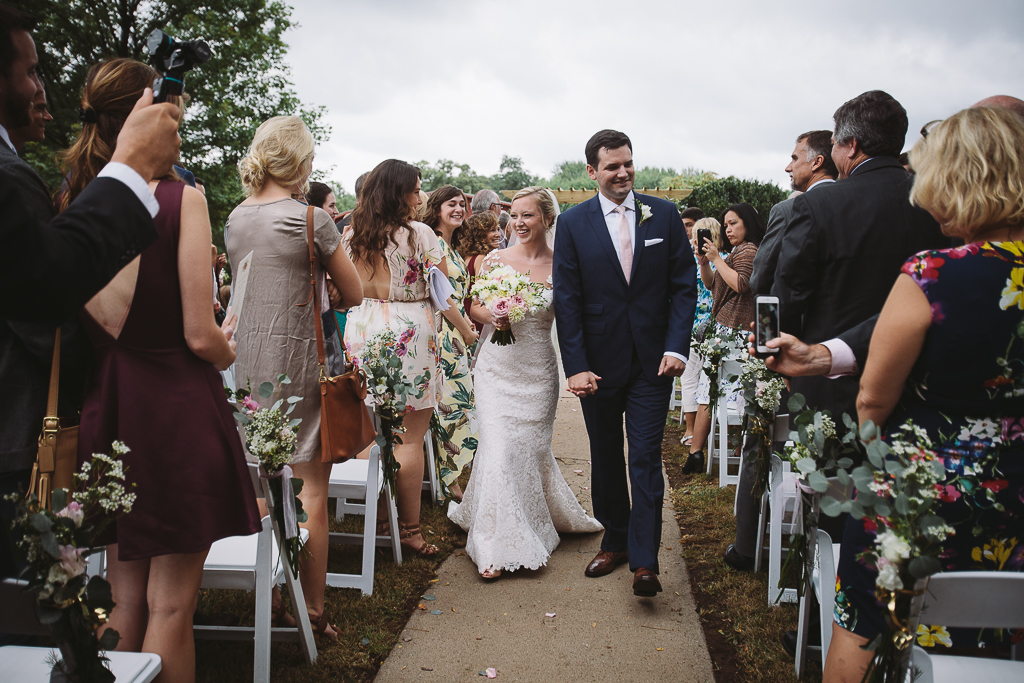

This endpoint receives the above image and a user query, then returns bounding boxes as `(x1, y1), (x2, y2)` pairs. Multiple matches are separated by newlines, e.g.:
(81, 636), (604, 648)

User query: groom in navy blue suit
(553, 130), (697, 597)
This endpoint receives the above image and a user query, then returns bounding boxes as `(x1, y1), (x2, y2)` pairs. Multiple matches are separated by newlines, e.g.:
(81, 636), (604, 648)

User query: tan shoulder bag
(28, 329), (79, 508)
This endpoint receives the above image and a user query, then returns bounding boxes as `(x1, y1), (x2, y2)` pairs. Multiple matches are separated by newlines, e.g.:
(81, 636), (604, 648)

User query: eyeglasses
(920, 119), (943, 139)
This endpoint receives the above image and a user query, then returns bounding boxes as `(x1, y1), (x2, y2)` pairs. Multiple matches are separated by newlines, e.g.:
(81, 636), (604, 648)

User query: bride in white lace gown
(448, 187), (602, 578)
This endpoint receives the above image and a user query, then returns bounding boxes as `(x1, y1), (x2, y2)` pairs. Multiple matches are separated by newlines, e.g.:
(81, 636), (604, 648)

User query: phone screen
(696, 228), (712, 255)
(756, 299), (780, 352)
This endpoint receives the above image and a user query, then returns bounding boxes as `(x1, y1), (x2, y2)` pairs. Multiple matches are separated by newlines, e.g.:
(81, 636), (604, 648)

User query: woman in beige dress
(343, 159), (444, 557)
(225, 116), (363, 639)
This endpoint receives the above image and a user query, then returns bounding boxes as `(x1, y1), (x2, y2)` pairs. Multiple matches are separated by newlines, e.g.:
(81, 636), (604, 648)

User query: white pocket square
(644, 238), (663, 246)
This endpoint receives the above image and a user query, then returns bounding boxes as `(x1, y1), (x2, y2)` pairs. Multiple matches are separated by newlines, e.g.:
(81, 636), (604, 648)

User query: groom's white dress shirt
(596, 189), (686, 366)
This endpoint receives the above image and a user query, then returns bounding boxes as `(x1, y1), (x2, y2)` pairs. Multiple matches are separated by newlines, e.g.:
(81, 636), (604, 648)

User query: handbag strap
(46, 329), (61, 418)
(304, 205), (328, 377)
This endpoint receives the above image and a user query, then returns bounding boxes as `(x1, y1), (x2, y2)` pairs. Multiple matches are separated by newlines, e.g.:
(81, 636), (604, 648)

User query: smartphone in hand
(755, 296), (780, 356)
(696, 228), (713, 255)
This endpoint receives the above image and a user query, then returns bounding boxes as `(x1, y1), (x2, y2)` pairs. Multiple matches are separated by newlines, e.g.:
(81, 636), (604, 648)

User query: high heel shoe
(399, 523), (439, 557)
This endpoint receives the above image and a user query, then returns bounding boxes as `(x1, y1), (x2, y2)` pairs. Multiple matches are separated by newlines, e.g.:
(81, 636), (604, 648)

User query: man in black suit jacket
(774, 90), (947, 420)
(554, 129), (697, 598)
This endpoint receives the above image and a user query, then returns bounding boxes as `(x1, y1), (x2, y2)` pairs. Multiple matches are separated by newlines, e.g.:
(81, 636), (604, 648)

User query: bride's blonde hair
(511, 186), (557, 230)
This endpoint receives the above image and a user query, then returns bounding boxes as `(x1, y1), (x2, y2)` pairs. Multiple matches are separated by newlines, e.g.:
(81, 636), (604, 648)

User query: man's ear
(586, 164), (598, 181)
(811, 154), (825, 172)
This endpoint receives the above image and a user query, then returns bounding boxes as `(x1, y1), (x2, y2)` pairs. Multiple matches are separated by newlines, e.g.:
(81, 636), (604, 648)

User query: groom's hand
(567, 371), (601, 397)
(658, 355), (686, 377)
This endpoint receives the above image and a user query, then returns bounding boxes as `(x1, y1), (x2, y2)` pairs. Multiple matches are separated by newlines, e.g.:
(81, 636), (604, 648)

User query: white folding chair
(905, 572), (1024, 681)
(706, 358), (744, 487)
(0, 579), (161, 682)
(755, 453), (800, 605)
(327, 443), (402, 595)
(194, 463), (317, 683)
(669, 376), (684, 422)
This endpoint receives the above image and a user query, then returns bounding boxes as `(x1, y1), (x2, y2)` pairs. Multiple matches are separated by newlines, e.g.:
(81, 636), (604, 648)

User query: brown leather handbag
(304, 205), (377, 463)
(28, 329), (78, 509)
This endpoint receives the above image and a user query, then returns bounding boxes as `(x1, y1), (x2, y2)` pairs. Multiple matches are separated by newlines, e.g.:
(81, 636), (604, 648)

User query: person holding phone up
(681, 205), (765, 475)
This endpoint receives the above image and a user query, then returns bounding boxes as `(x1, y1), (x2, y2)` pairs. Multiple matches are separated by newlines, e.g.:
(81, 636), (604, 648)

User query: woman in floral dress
(824, 107), (1024, 681)
(343, 159), (444, 556)
(423, 185), (480, 502)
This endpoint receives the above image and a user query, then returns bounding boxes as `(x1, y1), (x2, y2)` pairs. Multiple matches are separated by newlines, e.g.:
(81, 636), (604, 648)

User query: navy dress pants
(579, 351), (672, 573)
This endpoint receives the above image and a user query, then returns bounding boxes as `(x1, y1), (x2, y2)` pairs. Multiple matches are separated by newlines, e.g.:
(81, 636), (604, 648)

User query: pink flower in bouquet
(57, 501), (84, 527)
(492, 298), (511, 317)
(58, 544), (88, 579)
(242, 395), (261, 413)
(511, 294), (525, 307)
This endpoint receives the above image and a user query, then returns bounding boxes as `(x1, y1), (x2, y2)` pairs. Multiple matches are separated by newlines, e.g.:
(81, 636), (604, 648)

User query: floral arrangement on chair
(737, 355), (787, 499)
(226, 374), (307, 576)
(355, 329), (430, 495)
(695, 327), (745, 419)
(6, 442), (136, 683)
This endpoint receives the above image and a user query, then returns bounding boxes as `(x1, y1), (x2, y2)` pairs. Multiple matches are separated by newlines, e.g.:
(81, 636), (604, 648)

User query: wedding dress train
(448, 289), (602, 573)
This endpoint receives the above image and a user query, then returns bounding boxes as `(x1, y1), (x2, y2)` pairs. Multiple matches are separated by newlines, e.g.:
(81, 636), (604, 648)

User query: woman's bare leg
(142, 550), (208, 683)
(822, 622), (872, 683)
(684, 410), (696, 440)
(101, 544), (150, 652)
(394, 408), (434, 551)
(691, 404), (712, 454)
(289, 458), (335, 629)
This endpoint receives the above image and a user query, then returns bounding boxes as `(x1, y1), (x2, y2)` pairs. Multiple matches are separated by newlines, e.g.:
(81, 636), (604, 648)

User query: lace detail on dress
(448, 293), (602, 572)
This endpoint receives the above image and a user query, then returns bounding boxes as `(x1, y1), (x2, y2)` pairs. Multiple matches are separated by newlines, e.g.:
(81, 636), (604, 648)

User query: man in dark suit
(553, 129), (697, 598)
(774, 90), (946, 420)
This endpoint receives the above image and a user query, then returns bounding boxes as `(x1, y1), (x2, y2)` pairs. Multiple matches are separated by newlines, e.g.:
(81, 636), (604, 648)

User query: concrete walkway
(375, 396), (714, 682)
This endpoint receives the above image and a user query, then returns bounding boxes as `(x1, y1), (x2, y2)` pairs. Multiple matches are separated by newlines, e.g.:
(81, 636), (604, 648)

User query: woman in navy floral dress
(824, 107), (1024, 681)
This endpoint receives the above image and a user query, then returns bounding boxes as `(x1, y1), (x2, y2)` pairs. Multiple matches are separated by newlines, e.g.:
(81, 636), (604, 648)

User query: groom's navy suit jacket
(553, 192), (698, 388)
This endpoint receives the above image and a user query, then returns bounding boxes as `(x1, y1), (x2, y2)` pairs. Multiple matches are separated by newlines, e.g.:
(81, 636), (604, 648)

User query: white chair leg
(384, 479), (402, 565)
(718, 399), (729, 488)
(794, 575), (813, 678)
(424, 432), (441, 504)
(705, 404), (715, 474)
(254, 517), (273, 683)
(358, 447), (381, 597)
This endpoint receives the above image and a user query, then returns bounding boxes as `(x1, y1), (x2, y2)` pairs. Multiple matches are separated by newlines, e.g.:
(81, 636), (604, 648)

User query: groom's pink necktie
(614, 205), (633, 283)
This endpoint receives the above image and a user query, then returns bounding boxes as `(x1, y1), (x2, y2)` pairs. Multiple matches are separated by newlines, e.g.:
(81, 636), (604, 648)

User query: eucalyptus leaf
(286, 403), (296, 415)
(272, 398), (284, 412)
(848, 500), (865, 519)
(278, 373), (292, 384)
(813, 429), (825, 452)
(41, 531), (60, 558)
(787, 393), (806, 412)
(808, 471), (829, 493)
(820, 495), (843, 517)
(894, 494), (911, 515)
(843, 413), (856, 429)
(289, 418), (302, 428)
(909, 555), (941, 579)
(856, 490), (877, 506)
(866, 440), (885, 469)
(50, 489), (67, 513)
(837, 457), (854, 470)
(860, 419), (877, 442)
(291, 478), (304, 496)
(874, 499), (892, 518)
(852, 466), (875, 489)
(258, 381), (274, 399)
(98, 627), (120, 650)
(884, 459), (905, 476)
(796, 458), (818, 475)
(836, 469), (851, 487)
(286, 395), (302, 403)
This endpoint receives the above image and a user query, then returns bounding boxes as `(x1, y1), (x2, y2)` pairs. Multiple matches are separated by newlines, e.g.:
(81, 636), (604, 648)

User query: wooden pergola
(500, 186), (692, 205)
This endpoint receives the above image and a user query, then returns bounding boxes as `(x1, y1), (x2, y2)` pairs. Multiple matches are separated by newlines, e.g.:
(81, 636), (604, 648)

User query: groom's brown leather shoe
(584, 550), (629, 577)
(633, 568), (663, 597)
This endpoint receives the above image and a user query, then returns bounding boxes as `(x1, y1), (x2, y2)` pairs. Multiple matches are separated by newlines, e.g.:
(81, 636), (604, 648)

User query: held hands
(326, 279), (344, 309)
(111, 88), (182, 183)
(567, 371), (601, 398)
(658, 355), (686, 377)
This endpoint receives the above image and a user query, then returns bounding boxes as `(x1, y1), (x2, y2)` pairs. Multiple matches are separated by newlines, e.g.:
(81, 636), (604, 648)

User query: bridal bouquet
(6, 442), (136, 683)
(226, 375), (308, 576)
(470, 264), (549, 345)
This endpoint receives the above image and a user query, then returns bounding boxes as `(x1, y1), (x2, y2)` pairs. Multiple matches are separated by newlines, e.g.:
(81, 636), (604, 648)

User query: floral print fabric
(342, 223), (443, 411)
(834, 241), (1024, 653)
(432, 237), (479, 500)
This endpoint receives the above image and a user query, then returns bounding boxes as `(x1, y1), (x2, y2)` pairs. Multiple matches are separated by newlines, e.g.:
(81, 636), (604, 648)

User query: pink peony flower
(510, 294), (525, 307)
(58, 545), (88, 578)
(491, 298), (511, 316)
(242, 395), (261, 413)
(57, 501), (84, 527)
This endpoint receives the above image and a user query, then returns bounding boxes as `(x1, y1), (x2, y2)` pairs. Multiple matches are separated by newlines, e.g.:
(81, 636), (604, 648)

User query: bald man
(972, 94), (1024, 119)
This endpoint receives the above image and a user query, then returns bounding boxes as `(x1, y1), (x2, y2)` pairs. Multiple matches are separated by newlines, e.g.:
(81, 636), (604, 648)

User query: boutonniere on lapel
(635, 199), (653, 226)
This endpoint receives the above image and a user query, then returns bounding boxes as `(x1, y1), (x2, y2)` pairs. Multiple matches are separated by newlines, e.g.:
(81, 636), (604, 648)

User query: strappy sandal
(271, 597), (296, 628)
(481, 567), (502, 580)
(399, 523), (439, 557)
(307, 611), (339, 642)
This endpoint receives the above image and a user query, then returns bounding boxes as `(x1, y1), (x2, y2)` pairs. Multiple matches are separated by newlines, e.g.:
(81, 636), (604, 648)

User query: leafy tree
(489, 155), (539, 192)
(416, 159), (487, 194)
(14, 0), (327, 244)
(680, 175), (789, 226)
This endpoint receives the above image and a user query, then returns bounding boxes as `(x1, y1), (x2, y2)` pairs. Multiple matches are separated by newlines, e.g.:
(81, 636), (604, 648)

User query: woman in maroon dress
(64, 59), (261, 682)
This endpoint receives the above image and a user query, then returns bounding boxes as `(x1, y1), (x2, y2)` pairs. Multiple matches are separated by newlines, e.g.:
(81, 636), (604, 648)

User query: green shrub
(680, 175), (789, 227)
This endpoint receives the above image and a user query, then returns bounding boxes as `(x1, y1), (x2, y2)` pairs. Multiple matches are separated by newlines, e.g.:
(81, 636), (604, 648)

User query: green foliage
(417, 155), (540, 194)
(681, 175), (789, 225)
(13, 0), (327, 246)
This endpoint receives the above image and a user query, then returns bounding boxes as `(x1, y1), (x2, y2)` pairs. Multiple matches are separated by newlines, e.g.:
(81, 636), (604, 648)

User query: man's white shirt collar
(0, 123), (16, 155)
(851, 157), (874, 175)
(598, 189), (635, 216)
(807, 178), (835, 192)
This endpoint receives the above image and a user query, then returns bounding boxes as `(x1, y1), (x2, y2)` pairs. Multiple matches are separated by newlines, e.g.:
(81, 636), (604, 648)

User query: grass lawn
(662, 420), (822, 683)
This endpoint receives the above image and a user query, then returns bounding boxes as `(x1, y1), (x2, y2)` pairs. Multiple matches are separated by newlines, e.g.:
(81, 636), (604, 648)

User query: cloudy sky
(285, 0), (1024, 195)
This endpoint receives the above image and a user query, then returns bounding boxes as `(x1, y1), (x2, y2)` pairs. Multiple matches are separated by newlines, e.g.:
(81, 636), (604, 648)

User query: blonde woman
(449, 186), (602, 580)
(225, 116), (363, 640)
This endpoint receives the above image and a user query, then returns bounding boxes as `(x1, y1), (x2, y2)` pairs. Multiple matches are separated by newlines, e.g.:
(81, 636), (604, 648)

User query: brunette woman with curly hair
(343, 159), (444, 555)
(421, 185), (479, 502)
(64, 58), (262, 681)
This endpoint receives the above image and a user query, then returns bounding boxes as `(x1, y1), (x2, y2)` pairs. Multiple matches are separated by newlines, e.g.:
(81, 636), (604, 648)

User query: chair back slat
(917, 572), (1024, 629)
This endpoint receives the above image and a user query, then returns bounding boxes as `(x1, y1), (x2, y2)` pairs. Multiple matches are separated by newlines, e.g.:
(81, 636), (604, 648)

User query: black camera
(146, 29), (212, 103)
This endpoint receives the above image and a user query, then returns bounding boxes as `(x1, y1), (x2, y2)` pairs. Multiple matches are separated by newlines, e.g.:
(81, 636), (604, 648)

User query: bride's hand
(492, 313), (510, 330)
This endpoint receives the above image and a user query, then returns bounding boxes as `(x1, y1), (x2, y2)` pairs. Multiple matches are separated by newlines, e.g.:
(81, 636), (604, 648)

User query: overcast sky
(285, 0), (1024, 195)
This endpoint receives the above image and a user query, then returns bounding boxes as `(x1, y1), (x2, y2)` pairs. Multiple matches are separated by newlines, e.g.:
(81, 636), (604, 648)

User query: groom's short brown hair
(585, 129), (632, 168)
